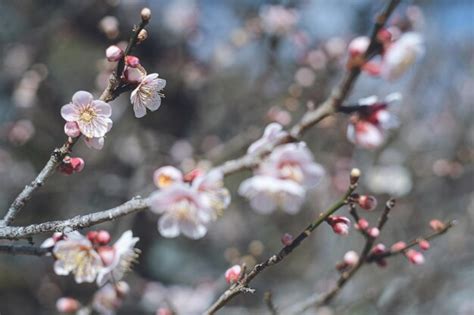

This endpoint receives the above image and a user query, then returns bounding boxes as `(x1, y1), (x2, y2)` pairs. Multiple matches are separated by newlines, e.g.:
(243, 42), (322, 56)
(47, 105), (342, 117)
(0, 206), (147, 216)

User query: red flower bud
(56, 297), (80, 313)
(184, 168), (203, 183)
(390, 241), (406, 252)
(225, 265), (242, 284)
(406, 249), (425, 265)
(355, 218), (369, 230)
(125, 55), (140, 68)
(357, 195), (378, 211)
(87, 231), (98, 242)
(96, 230), (111, 245)
(429, 219), (446, 232)
(418, 239), (430, 251)
(281, 233), (294, 246)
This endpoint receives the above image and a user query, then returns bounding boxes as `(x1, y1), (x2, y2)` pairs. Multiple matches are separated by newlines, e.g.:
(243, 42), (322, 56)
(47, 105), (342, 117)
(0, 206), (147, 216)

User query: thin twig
(0, 244), (50, 256)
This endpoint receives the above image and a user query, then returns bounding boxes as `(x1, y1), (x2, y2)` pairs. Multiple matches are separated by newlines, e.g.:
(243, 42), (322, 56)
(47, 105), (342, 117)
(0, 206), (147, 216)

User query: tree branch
(0, 244), (50, 256)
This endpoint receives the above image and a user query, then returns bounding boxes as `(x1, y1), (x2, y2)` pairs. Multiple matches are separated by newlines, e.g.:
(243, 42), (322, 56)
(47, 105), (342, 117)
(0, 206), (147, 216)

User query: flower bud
(141, 8), (152, 21)
(348, 36), (369, 57)
(58, 156), (84, 175)
(87, 231), (98, 242)
(418, 239), (430, 251)
(328, 216), (351, 236)
(184, 168), (203, 183)
(157, 308), (173, 315)
(281, 233), (293, 246)
(390, 241), (406, 252)
(350, 168), (361, 185)
(96, 230), (111, 245)
(137, 29), (148, 43)
(105, 45), (123, 62)
(368, 227), (380, 238)
(343, 250), (359, 266)
(357, 195), (377, 211)
(370, 243), (386, 255)
(225, 265), (242, 284)
(125, 55), (140, 68)
(406, 249), (425, 265)
(355, 218), (369, 230)
(64, 121), (81, 138)
(56, 297), (80, 313)
(70, 157), (85, 173)
(429, 219), (445, 232)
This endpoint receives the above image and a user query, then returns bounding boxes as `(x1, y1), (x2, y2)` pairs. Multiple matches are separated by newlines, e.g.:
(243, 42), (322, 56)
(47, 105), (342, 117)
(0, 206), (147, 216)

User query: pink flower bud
(87, 231), (98, 242)
(333, 222), (349, 235)
(348, 36), (369, 57)
(418, 239), (430, 251)
(343, 250), (359, 266)
(370, 243), (386, 255)
(124, 66), (145, 83)
(64, 122), (81, 138)
(355, 218), (369, 230)
(52, 232), (65, 242)
(70, 157), (85, 173)
(377, 28), (392, 45)
(96, 230), (111, 245)
(184, 168), (203, 183)
(357, 195), (378, 211)
(125, 55), (140, 68)
(281, 233), (294, 246)
(105, 45), (123, 62)
(376, 258), (388, 268)
(98, 246), (116, 266)
(156, 308), (173, 315)
(141, 8), (152, 21)
(390, 241), (406, 252)
(406, 249), (425, 265)
(429, 219), (445, 232)
(56, 297), (80, 313)
(225, 265), (242, 284)
(368, 227), (380, 238)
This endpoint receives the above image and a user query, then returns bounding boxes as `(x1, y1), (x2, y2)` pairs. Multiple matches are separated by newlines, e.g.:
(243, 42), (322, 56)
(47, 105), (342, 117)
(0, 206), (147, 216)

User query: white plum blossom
(260, 5), (299, 36)
(61, 91), (113, 139)
(381, 32), (424, 80)
(239, 175), (306, 214)
(239, 142), (324, 214)
(192, 169), (230, 216)
(153, 166), (184, 188)
(92, 281), (129, 315)
(130, 73), (166, 118)
(247, 123), (288, 155)
(150, 183), (214, 239)
(53, 231), (103, 283)
(346, 94), (401, 149)
(96, 230), (140, 286)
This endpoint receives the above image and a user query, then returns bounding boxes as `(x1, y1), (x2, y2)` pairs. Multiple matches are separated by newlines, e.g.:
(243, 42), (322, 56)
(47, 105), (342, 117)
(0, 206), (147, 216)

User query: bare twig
(0, 244), (50, 256)
(0, 197), (149, 240)
(0, 11), (150, 227)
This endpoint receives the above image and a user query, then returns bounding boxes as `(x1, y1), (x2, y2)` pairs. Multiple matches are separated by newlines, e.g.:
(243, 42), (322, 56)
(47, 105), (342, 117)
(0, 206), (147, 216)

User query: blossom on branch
(247, 123), (288, 155)
(93, 281), (130, 315)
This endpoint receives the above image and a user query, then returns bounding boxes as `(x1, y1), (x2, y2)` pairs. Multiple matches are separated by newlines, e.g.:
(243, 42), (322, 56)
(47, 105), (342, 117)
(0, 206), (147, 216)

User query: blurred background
(0, 0), (472, 314)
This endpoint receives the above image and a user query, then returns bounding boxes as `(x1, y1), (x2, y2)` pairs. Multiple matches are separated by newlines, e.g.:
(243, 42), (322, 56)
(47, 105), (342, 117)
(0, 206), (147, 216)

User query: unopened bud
(355, 218), (369, 230)
(70, 157), (85, 173)
(281, 233), (293, 246)
(343, 250), (359, 266)
(418, 239), (430, 251)
(429, 219), (446, 232)
(368, 227), (380, 238)
(64, 121), (81, 138)
(96, 230), (111, 245)
(357, 195), (377, 211)
(56, 297), (80, 313)
(125, 55), (140, 68)
(390, 241), (406, 252)
(225, 265), (242, 284)
(350, 168), (361, 185)
(58, 156), (84, 175)
(105, 45), (123, 62)
(141, 8), (152, 21)
(406, 249), (425, 265)
(137, 29), (148, 43)
(348, 36), (369, 57)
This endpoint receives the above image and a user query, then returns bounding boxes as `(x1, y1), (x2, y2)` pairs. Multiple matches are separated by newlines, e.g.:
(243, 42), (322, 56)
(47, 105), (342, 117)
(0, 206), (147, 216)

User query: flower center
(172, 198), (195, 220)
(280, 163), (304, 183)
(80, 106), (97, 123)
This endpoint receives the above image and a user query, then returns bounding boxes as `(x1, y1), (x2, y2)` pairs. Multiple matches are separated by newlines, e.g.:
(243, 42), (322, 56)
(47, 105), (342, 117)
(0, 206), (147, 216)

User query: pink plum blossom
(61, 91), (113, 139)
(149, 183), (214, 239)
(96, 230), (140, 286)
(247, 123), (288, 155)
(53, 231), (103, 283)
(105, 45), (123, 62)
(225, 265), (242, 284)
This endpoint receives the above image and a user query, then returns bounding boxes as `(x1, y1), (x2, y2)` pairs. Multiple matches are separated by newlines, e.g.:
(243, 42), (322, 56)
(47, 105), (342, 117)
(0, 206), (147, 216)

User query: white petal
(72, 91), (93, 106)
(93, 100), (112, 117)
(61, 104), (79, 121)
(179, 220), (207, 239)
(158, 214), (180, 238)
(84, 137), (104, 150)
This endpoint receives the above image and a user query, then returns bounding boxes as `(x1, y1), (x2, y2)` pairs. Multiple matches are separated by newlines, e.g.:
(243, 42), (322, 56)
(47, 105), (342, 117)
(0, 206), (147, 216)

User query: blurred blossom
(12, 69), (45, 108)
(213, 44), (235, 68)
(163, 0), (199, 36)
(307, 49), (328, 70)
(56, 297), (81, 313)
(295, 67), (316, 87)
(141, 282), (214, 315)
(381, 32), (424, 80)
(114, 136), (144, 166)
(3, 44), (32, 77)
(7, 119), (35, 145)
(266, 106), (292, 126)
(170, 139), (194, 162)
(247, 123), (288, 155)
(325, 37), (347, 58)
(366, 165), (413, 197)
(92, 282), (129, 315)
(259, 5), (299, 36)
(99, 16), (119, 39)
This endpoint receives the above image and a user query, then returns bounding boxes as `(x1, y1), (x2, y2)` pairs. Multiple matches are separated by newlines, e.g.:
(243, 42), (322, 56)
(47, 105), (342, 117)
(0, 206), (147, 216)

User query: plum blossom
(149, 167), (231, 239)
(92, 281), (130, 315)
(381, 32), (424, 80)
(96, 230), (140, 286)
(247, 123), (288, 155)
(259, 5), (299, 36)
(53, 231), (103, 283)
(61, 91), (113, 139)
(56, 297), (81, 313)
(225, 265), (242, 284)
(239, 142), (324, 214)
(346, 94), (401, 149)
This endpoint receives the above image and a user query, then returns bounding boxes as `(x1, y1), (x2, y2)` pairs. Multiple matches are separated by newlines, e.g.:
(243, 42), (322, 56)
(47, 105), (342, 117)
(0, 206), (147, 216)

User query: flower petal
(158, 214), (180, 238)
(61, 104), (79, 121)
(72, 91), (93, 106)
(92, 100), (112, 117)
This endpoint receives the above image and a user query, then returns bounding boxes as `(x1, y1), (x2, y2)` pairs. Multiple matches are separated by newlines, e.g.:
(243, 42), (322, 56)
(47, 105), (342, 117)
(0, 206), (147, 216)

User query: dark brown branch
(0, 11), (150, 227)
(0, 244), (50, 256)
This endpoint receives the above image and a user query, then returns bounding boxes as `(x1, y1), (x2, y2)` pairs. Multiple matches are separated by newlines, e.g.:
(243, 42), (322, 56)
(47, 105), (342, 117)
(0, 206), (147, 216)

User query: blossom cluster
(42, 230), (139, 285)
(239, 123), (325, 214)
(149, 166), (230, 239)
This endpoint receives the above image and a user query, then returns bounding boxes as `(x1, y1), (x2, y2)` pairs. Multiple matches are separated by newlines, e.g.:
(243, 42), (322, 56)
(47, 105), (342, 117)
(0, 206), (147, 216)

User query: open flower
(61, 91), (112, 139)
(192, 169), (231, 216)
(150, 184), (214, 239)
(238, 175), (306, 214)
(381, 32), (424, 80)
(93, 281), (129, 315)
(131, 73), (166, 118)
(53, 231), (103, 283)
(96, 231), (140, 286)
(346, 94), (401, 149)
